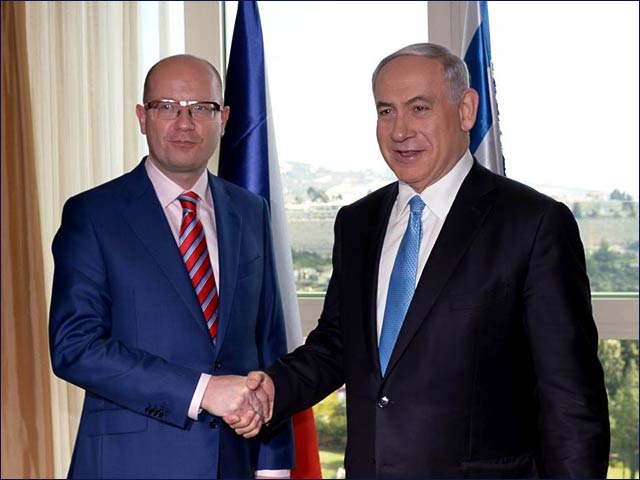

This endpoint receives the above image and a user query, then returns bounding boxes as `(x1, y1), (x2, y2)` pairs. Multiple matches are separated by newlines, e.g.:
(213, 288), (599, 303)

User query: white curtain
(24, 2), (184, 476)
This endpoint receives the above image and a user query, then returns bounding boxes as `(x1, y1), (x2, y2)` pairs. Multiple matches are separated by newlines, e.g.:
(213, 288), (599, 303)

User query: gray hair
(371, 43), (470, 103)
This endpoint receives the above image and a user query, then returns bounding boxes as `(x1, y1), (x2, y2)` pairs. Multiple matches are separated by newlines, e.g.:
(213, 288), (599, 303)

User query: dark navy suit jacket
(50, 159), (293, 478)
(268, 160), (609, 478)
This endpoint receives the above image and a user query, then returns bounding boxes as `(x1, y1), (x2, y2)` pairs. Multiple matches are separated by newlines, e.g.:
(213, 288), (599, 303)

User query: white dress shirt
(376, 151), (474, 340)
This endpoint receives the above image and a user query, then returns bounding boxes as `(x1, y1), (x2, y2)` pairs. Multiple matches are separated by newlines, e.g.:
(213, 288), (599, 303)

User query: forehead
(148, 59), (221, 99)
(374, 56), (447, 100)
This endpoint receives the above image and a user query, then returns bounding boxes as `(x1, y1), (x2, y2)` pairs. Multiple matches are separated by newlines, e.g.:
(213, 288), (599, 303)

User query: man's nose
(391, 113), (415, 142)
(174, 107), (195, 129)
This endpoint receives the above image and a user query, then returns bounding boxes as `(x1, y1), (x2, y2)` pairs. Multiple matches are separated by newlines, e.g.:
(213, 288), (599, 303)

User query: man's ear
(136, 104), (147, 135)
(220, 106), (230, 136)
(459, 88), (479, 133)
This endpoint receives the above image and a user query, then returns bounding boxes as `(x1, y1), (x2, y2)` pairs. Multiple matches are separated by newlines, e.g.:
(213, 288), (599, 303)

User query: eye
(377, 108), (393, 117)
(157, 102), (175, 112)
(191, 104), (209, 113)
(413, 105), (430, 113)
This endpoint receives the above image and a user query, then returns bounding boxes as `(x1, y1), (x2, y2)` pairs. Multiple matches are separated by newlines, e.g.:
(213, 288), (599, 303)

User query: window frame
(184, 0), (638, 342)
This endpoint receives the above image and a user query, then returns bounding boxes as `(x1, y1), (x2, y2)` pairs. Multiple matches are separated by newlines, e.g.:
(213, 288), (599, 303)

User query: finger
(236, 419), (261, 436)
(245, 391), (264, 418)
(254, 387), (270, 421)
(225, 409), (256, 428)
(235, 412), (262, 436)
(222, 414), (241, 426)
(262, 373), (275, 421)
(246, 371), (265, 391)
(242, 427), (262, 439)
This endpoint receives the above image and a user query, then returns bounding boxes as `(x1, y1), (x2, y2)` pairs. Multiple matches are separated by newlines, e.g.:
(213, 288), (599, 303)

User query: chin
(393, 168), (424, 184)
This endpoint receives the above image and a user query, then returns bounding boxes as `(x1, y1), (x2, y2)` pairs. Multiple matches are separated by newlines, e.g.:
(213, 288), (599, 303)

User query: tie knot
(409, 195), (425, 216)
(178, 191), (200, 214)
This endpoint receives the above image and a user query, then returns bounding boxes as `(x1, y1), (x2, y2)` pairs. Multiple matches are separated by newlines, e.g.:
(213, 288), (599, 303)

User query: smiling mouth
(394, 149), (423, 159)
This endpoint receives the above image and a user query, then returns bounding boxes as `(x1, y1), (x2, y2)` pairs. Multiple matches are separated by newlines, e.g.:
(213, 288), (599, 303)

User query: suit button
(378, 396), (390, 408)
(209, 420), (219, 429)
(157, 409), (164, 418)
(144, 407), (151, 414)
(214, 361), (222, 370)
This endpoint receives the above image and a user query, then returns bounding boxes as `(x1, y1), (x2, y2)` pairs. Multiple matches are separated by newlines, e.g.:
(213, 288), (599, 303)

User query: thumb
(222, 414), (242, 426)
(246, 371), (265, 391)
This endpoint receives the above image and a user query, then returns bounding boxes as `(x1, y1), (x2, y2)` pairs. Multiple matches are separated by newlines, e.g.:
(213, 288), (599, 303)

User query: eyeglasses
(144, 99), (222, 121)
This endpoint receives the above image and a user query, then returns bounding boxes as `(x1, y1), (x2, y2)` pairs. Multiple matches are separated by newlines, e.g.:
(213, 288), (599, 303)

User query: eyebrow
(375, 95), (436, 109)
(375, 101), (394, 109)
(406, 95), (436, 104)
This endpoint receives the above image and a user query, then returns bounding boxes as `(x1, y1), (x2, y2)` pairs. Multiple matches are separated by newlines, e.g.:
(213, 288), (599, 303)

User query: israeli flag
(463, 1), (505, 175)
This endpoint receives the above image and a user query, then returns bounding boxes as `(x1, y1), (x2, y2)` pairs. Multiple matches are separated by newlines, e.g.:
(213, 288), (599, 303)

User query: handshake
(201, 371), (275, 438)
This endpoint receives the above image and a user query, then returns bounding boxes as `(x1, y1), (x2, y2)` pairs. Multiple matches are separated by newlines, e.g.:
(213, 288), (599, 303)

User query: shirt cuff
(188, 373), (212, 420)
(255, 469), (290, 478)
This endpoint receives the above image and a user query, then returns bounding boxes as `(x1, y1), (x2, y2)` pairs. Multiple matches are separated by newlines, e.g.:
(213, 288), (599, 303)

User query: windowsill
(296, 296), (639, 340)
(592, 292), (639, 299)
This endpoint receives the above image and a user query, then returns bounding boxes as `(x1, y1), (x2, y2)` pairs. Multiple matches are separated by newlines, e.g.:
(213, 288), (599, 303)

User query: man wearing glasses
(49, 55), (293, 478)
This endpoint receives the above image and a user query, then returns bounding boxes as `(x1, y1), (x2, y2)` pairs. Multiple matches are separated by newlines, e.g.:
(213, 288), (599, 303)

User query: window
(490, 1), (639, 297)
(224, 3), (428, 476)
(219, 2), (639, 477)
(225, 1), (429, 295)
(489, 2), (639, 477)
(138, 2), (186, 156)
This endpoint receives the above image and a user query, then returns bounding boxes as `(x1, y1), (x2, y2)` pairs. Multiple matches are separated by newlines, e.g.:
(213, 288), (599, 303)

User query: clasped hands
(201, 371), (274, 438)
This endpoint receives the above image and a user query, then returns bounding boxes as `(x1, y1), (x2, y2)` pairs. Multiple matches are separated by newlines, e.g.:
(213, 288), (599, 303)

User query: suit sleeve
(523, 201), (610, 477)
(49, 196), (200, 428)
(255, 198), (295, 470)
(267, 207), (346, 424)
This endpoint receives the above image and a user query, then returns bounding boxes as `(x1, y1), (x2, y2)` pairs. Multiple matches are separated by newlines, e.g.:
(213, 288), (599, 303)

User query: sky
(225, 1), (639, 197)
(490, 1), (639, 197)
(226, 1), (428, 176)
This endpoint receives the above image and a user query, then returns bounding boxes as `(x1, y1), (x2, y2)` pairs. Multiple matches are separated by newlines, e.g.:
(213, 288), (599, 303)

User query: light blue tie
(379, 195), (425, 376)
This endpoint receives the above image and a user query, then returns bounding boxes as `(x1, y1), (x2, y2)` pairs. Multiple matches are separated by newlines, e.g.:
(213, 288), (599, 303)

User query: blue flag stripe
(218, 1), (270, 203)
(462, 0), (504, 175)
(464, 1), (492, 154)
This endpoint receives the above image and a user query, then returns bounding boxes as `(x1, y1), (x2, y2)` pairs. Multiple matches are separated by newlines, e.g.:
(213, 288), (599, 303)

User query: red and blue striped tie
(178, 191), (218, 342)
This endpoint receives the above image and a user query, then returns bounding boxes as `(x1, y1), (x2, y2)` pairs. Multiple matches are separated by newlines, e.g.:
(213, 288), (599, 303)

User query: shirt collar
(145, 156), (210, 208)
(396, 150), (473, 221)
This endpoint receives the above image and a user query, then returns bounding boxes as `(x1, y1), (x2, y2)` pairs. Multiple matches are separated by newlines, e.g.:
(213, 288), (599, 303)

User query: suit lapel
(384, 162), (497, 377)
(120, 161), (210, 337)
(208, 173), (241, 352)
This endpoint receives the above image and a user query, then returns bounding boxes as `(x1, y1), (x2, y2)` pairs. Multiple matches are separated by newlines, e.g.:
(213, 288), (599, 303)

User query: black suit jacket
(268, 161), (610, 478)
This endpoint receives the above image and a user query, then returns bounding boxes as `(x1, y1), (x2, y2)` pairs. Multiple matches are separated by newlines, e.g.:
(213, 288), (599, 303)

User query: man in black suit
(229, 43), (610, 478)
